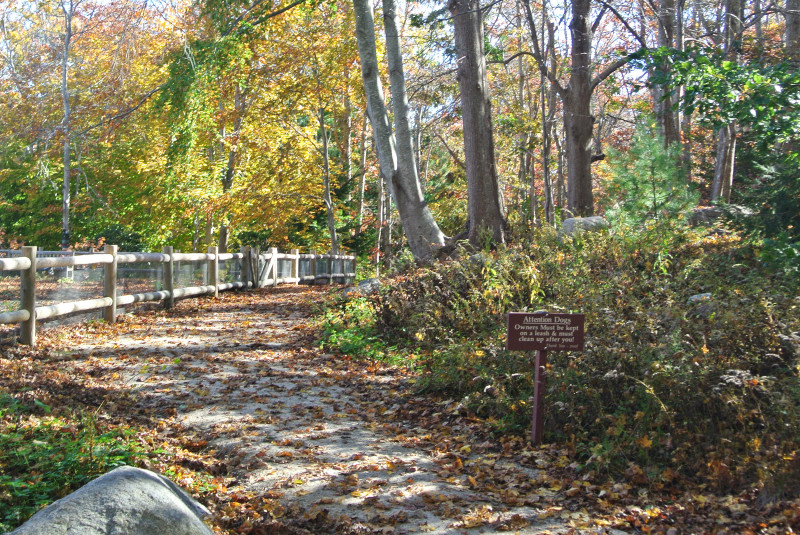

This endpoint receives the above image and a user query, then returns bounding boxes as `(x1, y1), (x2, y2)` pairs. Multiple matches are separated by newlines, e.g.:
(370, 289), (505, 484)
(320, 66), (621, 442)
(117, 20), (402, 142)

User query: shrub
(0, 395), (150, 531)
(325, 220), (800, 492)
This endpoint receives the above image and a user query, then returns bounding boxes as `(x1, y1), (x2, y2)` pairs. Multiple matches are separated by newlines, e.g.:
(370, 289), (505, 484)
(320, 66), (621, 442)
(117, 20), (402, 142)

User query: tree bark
(652, 0), (680, 146)
(352, 0), (445, 262)
(319, 108), (339, 254)
(787, 0), (800, 60)
(563, 0), (595, 216)
(711, 0), (743, 202)
(541, 17), (556, 225)
(449, 0), (507, 246)
(60, 0), (74, 250)
(356, 115), (368, 234)
(523, 0), (645, 217)
(711, 123), (736, 202)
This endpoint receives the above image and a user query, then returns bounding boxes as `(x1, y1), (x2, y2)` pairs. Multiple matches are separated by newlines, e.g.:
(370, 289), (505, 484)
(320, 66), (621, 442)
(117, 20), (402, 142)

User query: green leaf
(33, 400), (51, 414)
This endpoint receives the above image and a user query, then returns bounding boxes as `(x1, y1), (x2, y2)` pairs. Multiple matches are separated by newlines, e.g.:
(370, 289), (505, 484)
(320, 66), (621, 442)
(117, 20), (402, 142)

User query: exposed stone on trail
(10, 466), (213, 535)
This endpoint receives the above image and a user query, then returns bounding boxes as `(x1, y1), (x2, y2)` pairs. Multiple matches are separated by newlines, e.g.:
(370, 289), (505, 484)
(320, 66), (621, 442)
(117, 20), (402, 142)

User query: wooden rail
(0, 245), (355, 346)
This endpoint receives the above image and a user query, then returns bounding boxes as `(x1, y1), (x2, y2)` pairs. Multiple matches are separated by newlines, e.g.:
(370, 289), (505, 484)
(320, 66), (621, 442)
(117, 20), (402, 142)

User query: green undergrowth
(322, 221), (800, 495)
(0, 394), (152, 532)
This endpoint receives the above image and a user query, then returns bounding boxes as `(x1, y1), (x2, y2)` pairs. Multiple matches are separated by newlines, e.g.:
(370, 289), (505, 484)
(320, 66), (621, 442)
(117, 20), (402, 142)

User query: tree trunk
(524, 0), (643, 218)
(787, 0), (800, 60)
(60, 1), (74, 250)
(711, 123), (736, 202)
(356, 115), (368, 234)
(679, 0), (692, 182)
(375, 173), (384, 276)
(353, 0), (444, 261)
(554, 131), (566, 212)
(319, 108), (339, 254)
(541, 16), (556, 226)
(565, 0), (595, 217)
(712, 0), (743, 202)
(449, 0), (506, 246)
(652, 0), (680, 147)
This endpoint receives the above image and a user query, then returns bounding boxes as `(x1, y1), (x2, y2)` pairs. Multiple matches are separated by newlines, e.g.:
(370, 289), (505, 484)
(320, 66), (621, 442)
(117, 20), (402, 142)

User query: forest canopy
(0, 0), (797, 263)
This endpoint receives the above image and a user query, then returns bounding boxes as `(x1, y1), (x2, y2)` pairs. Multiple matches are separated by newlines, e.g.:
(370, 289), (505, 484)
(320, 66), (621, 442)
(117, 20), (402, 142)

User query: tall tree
(524, 0), (644, 216)
(449, 0), (506, 246)
(710, 0), (743, 202)
(652, 0), (681, 146)
(58, 0), (77, 250)
(786, 0), (800, 60)
(352, 0), (445, 261)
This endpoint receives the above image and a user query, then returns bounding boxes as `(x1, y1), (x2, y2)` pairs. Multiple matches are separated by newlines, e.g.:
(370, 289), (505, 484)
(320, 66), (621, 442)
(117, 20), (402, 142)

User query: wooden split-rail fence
(0, 245), (355, 346)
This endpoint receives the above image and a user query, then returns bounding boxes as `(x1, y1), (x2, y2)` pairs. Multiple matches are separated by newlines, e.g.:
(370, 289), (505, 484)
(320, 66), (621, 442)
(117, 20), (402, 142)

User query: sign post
(506, 311), (585, 445)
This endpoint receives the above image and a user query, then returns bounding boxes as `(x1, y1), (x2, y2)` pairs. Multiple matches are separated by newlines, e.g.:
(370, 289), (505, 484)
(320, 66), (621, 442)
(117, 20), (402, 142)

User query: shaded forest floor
(1, 286), (798, 534)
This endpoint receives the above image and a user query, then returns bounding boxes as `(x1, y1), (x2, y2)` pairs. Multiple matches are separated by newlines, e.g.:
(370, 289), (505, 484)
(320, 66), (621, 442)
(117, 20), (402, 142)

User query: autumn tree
(352, 0), (445, 262)
(523, 0), (646, 217)
(0, 0), (182, 248)
(710, 0), (743, 202)
(449, 0), (506, 246)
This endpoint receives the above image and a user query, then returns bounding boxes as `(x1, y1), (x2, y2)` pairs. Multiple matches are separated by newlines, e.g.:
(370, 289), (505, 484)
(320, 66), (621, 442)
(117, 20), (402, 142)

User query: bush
(325, 221), (800, 492)
(602, 120), (697, 226)
(0, 395), (150, 531)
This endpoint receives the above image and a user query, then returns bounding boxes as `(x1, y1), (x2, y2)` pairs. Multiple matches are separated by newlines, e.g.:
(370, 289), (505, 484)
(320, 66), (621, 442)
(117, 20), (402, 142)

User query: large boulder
(559, 216), (609, 238)
(10, 466), (213, 535)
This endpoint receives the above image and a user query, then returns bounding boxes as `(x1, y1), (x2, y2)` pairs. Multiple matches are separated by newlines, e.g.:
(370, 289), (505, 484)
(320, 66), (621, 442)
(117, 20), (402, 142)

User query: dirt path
(49, 287), (612, 534)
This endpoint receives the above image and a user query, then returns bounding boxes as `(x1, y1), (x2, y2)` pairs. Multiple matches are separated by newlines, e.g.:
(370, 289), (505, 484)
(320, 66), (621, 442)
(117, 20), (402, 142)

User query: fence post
(208, 246), (219, 298)
(252, 247), (261, 288)
(163, 246), (174, 309)
(270, 247), (279, 287)
(103, 244), (118, 323)
(310, 249), (317, 285)
(241, 246), (250, 288)
(291, 248), (299, 285)
(20, 246), (37, 346)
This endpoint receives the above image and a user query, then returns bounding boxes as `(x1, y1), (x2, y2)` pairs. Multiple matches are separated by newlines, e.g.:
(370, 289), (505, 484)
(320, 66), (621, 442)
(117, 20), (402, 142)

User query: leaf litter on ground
(1, 286), (798, 534)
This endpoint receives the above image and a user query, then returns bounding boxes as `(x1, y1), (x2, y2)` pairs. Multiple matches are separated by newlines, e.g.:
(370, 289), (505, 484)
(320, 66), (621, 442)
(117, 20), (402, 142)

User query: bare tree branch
(76, 84), (165, 136)
(221, 0), (307, 37)
(488, 50), (537, 65)
(435, 133), (466, 170)
(521, 0), (565, 96)
(592, 5), (608, 33)
(591, 52), (641, 90)
(596, 0), (647, 47)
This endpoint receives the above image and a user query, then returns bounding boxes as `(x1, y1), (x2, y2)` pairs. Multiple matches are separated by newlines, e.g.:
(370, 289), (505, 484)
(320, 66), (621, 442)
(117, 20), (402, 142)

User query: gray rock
(559, 216), (609, 238)
(778, 333), (800, 360)
(689, 206), (725, 226)
(10, 466), (213, 535)
(358, 278), (381, 293)
(344, 277), (381, 297)
(687, 293), (714, 319)
(689, 205), (755, 227)
(687, 293), (712, 304)
(467, 252), (491, 267)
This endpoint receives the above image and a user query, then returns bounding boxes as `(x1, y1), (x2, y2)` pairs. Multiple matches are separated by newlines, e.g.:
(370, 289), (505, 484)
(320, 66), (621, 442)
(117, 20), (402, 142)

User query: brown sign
(506, 312), (585, 351)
